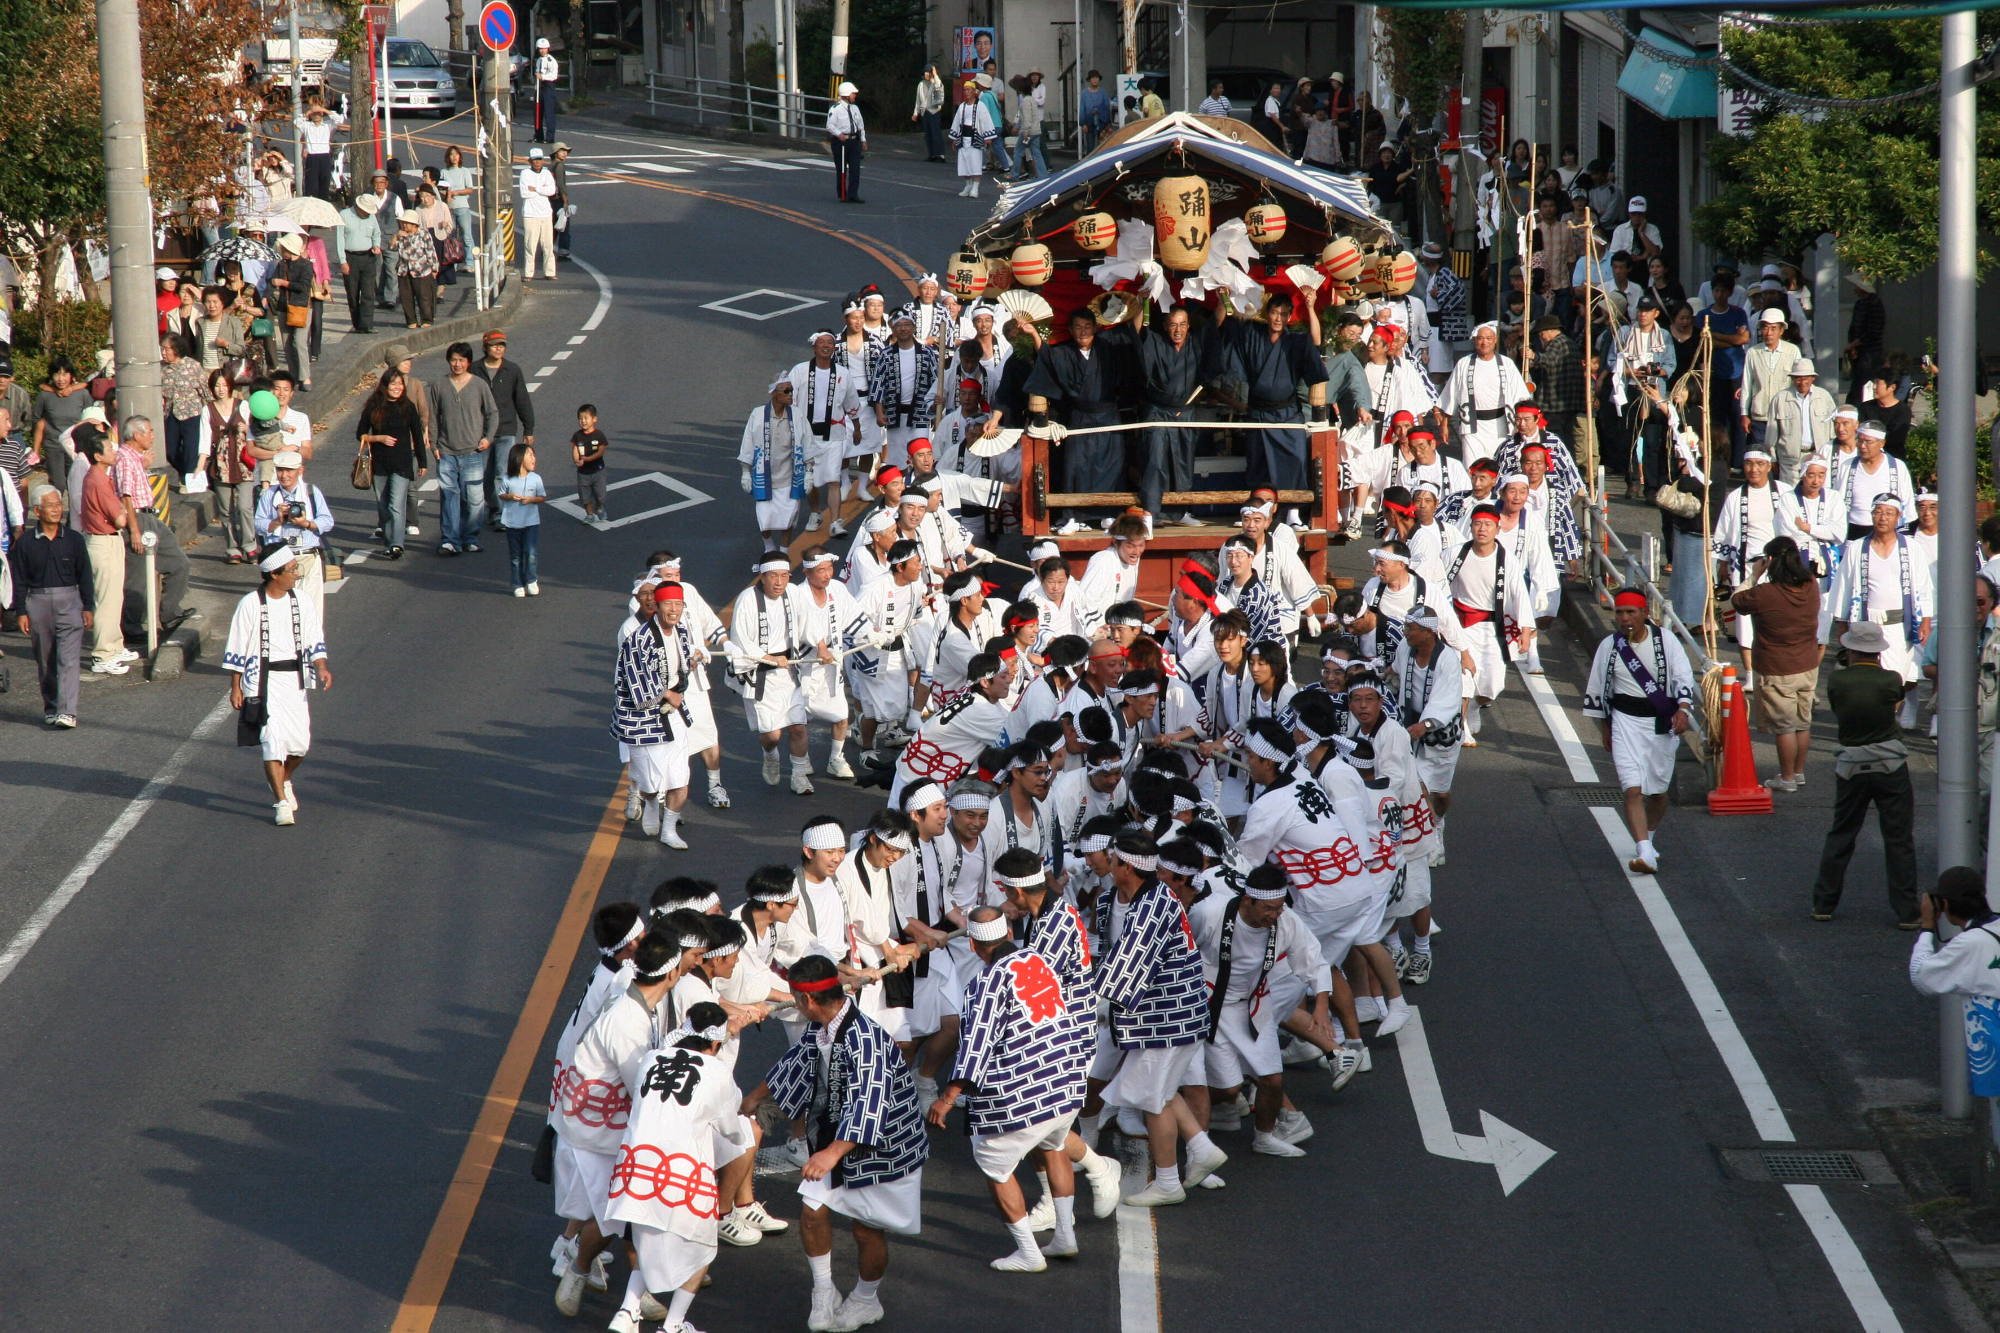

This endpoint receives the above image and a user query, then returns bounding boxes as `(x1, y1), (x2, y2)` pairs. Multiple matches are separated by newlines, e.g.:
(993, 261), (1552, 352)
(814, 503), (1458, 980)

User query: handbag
(284, 301), (310, 328)
(351, 447), (374, 490)
(440, 234), (466, 265)
(249, 315), (274, 339)
(1654, 481), (1701, 519)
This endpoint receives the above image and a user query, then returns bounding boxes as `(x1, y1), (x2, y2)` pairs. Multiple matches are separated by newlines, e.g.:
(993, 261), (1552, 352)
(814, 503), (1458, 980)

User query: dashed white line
(536, 366), (558, 377)
(527, 382), (542, 393)
(621, 160), (693, 175)
(567, 335), (587, 345)
(1115, 1137), (1159, 1333)
(552, 350), (573, 360)
(1518, 664), (1598, 783)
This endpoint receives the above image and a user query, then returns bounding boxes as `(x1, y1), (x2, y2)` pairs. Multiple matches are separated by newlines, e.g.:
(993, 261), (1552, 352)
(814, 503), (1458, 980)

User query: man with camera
(254, 449), (334, 621)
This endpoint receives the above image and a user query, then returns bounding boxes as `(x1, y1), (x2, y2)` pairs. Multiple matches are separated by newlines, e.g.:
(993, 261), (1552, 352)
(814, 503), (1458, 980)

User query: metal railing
(644, 71), (833, 138)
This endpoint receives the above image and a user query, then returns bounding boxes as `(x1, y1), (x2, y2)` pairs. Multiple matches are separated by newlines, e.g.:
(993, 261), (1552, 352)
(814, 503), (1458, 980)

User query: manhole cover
(1541, 785), (1625, 807)
(1762, 1151), (1866, 1182)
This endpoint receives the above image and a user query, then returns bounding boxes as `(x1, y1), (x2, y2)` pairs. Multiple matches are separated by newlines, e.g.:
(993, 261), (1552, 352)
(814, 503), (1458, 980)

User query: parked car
(323, 38), (457, 118)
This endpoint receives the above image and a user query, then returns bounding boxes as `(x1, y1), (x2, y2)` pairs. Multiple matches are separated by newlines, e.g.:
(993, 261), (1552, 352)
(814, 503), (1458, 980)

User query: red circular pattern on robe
(562, 1077), (632, 1130)
(900, 734), (972, 782)
(609, 1145), (719, 1216)
(1273, 838), (1363, 886)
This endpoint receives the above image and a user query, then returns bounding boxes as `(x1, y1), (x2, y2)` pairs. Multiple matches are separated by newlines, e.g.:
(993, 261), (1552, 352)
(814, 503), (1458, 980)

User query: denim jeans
(920, 110), (944, 158)
(1010, 134), (1048, 179)
(437, 450), (488, 548)
(484, 433), (517, 520)
(506, 523), (540, 588)
(373, 471), (410, 545)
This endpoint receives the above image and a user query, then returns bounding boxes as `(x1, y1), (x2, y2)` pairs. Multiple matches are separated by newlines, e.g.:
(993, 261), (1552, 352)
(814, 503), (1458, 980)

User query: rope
(1699, 664), (1727, 760)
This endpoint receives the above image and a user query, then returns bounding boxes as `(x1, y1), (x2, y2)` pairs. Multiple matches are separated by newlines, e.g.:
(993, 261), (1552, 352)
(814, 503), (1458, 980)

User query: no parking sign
(478, 0), (515, 52)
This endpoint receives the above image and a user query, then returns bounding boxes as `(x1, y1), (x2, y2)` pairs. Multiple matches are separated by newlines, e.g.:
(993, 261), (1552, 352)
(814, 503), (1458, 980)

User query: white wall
(395, 0), (452, 51)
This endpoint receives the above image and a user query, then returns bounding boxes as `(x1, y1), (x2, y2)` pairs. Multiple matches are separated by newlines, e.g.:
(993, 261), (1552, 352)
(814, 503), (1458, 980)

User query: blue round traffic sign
(479, 0), (515, 52)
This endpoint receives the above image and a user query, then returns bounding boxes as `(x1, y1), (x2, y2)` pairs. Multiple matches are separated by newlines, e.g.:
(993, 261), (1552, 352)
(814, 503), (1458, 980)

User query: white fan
(968, 425), (1024, 458)
(1285, 263), (1325, 292)
(995, 289), (1054, 324)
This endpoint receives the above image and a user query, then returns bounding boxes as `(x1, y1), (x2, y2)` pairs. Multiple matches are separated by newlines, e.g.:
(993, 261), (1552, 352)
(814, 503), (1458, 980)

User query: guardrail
(644, 72), (834, 138)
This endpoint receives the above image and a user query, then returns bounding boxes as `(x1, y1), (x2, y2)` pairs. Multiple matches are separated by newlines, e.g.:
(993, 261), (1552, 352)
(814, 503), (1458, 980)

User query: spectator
(113, 416), (192, 633)
(154, 266), (182, 332)
(1866, 372), (1912, 460)
(391, 213), (439, 329)
(550, 142), (574, 261)
(193, 286), (248, 373)
(1810, 621), (1918, 925)
(203, 371), (259, 562)
(31, 356), (91, 494)
(254, 148), (295, 205)
(1198, 79), (1231, 118)
(475, 329), (534, 529)
(8, 484), (93, 727)
(294, 98), (342, 199)
(1608, 198), (1662, 265)
(0, 353), (28, 447)
(1644, 256), (1687, 310)
(1909, 868), (2000, 1002)
(1844, 274), (1886, 408)
(369, 170), (405, 310)
(412, 183), (455, 287)
(1731, 537), (1821, 791)
(1139, 77), (1165, 119)
(1079, 70), (1112, 153)
(337, 192), (382, 336)
(0, 404), (25, 498)
(269, 233), (315, 388)
(518, 146), (559, 282)
(976, 71), (1011, 177)
(498, 441), (546, 596)
(440, 144), (478, 251)
(356, 368), (424, 559)
(572, 402), (610, 526)
(1693, 277), (1751, 468)
(1324, 71), (1352, 161)
(1009, 74), (1048, 179)
(255, 446), (335, 619)
(76, 425), (133, 675)
(1366, 144), (1411, 223)
(160, 333), (207, 486)
(428, 341), (499, 555)
(912, 65), (946, 161)
(1301, 106), (1338, 170)
(1528, 315), (1584, 445)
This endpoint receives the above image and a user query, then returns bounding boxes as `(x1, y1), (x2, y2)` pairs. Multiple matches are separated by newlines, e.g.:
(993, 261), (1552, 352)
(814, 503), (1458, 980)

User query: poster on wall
(954, 27), (994, 76)
(1116, 73), (1148, 125)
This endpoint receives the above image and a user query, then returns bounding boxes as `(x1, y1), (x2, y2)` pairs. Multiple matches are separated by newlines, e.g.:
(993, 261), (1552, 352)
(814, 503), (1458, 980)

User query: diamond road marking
(527, 382), (541, 392)
(418, 478), (439, 492)
(622, 160), (693, 175)
(699, 288), (828, 322)
(343, 550), (370, 565)
(536, 365), (558, 376)
(547, 470), (714, 529)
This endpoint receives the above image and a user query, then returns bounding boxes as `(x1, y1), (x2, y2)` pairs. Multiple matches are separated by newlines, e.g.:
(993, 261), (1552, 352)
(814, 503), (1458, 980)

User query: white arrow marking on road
(1395, 1007), (1555, 1196)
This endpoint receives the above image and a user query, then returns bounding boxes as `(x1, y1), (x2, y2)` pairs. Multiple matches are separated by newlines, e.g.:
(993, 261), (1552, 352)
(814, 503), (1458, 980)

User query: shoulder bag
(237, 591), (272, 746)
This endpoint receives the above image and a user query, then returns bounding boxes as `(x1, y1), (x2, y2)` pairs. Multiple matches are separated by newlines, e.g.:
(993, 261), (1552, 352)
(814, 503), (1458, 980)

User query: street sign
(478, 0), (515, 53)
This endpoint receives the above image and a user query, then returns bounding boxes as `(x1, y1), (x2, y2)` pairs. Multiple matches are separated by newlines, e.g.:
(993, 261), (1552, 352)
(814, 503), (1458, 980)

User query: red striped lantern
(1010, 243), (1053, 286)
(1386, 250), (1419, 295)
(946, 249), (988, 298)
(1320, 236), (1362, 282)
(1245, 204), (1288, 247)
(1072, 212), (1117, 251)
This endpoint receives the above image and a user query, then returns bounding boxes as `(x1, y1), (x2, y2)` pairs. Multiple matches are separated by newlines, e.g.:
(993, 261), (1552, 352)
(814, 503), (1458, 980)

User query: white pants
(682, 687), (719, 755)
(523, 214), (557, 278)
(1205, 1000), (1282, 1087)
(1385, 858), (1433, 919)
(1101, 1042), (1200, 1115)
(794, 659), (850, 725)
(1610, 709), (1679, 795)
(755, 496), (800, 532)
(258, 673), (313, 762)
(631, 1223), (714, 1293)
(885, 424), (927, 469)
(970, 1111), (1075, 1182)
(799, 1167), (924, 1235)
(552, 1138), (626, 1234)
(628, 736), (690, 795)
(848, 655), (911, 721)
(909, 950), (964, 1038)
(743, 670), (802, 734)
(1295, 897), (1387, 971)
(1413, 738), (1461, 796)
(1461, 619), (1506, 701)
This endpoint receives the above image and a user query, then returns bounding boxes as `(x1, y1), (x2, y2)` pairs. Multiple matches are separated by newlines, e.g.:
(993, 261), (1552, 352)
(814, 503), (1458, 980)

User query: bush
(9, 298), (111, 392)
(1900, 414), (1993, 498)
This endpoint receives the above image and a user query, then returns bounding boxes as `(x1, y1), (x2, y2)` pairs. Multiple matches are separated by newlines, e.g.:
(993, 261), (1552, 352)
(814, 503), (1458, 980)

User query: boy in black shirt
(571, 403), (609, 525)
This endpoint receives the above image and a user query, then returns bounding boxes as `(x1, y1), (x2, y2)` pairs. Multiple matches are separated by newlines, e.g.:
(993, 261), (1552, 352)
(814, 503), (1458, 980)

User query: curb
(296, 270), (530, 425)
(146, 622), (205, 682)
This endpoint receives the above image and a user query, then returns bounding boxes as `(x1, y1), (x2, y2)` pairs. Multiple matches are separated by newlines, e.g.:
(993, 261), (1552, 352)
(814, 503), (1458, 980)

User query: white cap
(1761, 263), (1782, 277)
(1627, 195), (1648, 211)
(155, 266), (177, 281)
(537, 36), (550, 47)
(838, 81), (858, 98)
(1757, 308), (1788, 325)
(528, 146), (545, 159)
(273, 449), (304, 468)
(1789, 357), (1816, 377)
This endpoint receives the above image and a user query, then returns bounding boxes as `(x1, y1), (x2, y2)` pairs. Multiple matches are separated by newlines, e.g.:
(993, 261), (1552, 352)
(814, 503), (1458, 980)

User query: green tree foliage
(1380, 9), (1465, 123)
(797, 0), (928, 126)
(1694, 16), (2000, 280)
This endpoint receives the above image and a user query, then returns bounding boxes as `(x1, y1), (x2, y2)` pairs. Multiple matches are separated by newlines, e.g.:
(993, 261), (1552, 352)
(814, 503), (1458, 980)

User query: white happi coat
(223, 587), (326, 761)
(604, 1046), (752, 1242)
(1439, 353), (1532, 466)
(787, 357), (864, 484)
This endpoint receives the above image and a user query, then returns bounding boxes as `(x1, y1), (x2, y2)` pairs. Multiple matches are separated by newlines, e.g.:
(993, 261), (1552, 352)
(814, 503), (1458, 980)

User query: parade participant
(1113, 670), (1165, 767)
(789, 331), (863, 534)
(1121, 303), (1215, 521)
(733, 867), (806, 1005)
(1167, 569), (1219, 692)
(847, 538), (927, 751)
(1058, 639), (1125, 756)
(658, 555), (733, 810)
(1342, 324), (1435, 537)
(782, 818), (861, 989)
(909, 273), (956, 350)
(1197, 611), (1258, 819)
(1494, 403), (1581, 487)
(1232, 500), (1319, 637)
(1026, 309), (1131, 535)
(1047, 741), (1125, 867)
(745, 953), (929, 1332)
(552, 929), (692, 1316)
(928, 906), (1088, 1270)
(1438, 456), (1500, 535)
(225, 545), (331, 826)
(1713, 449), (1785, 684)
(1838, 424), (1914, 540)
(729, 550), (817, 793)
(948, 77), (998, 198)
(892, 652), (1013, 799)
(978, 742), (1059, 881)
(1908, 490), (1941, 576)
(1582, 590), (1695, 875)
(891, 783), (968, 1104)
(1214, 293), (1331, 528)
(1215, 534), (1287, 645)
(869, 312), (941, 469)
(836, 305), (885, 507)
(739, 371), (805, 546)
(845, 507), (901, 592)
(1440, 323), (1531, 468)
(1380, 425), (1471, 503)
(1191, 861), (1335, 1157)
(1096, 830), (1223, 1205)
(603, 1003), (754, 1333)
(1020, 556), (1084, 646)
(1829, 494), (1933, 726)
(1790, 456), (1844, 617)
(1382, 614), (1460, 865)
(1075, 514), (1148, 633)
(893, 489), (952, 590)
(614, 584), (696, 848)
(1447, 504), (1536, 741)
(1352, 542), (1465, 666)
(795, 548), (859, 781)
(1515, 440), (1583, 574)
(835, 809), (922, 1042)
(918, 568), (1005, 711)
(944, 774), (1004, 928)
(1494, 474), (1560, 667)
(671, 917), (773, 1075)
(936, 376), (991, 478)
(1010, 634), (1085, 737)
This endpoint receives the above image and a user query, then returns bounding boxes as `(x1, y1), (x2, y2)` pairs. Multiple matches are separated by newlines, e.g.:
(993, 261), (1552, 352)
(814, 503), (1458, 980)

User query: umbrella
(254, 213), (304, 234)
(203, 235), (278, 266)
(277, 196), (341, 228)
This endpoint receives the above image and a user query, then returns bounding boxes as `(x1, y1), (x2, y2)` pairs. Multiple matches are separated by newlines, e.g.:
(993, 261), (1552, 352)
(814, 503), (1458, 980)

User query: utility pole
(1453, 8), (1484, 308)
(289, 0), (304, 183)
(1938, 7), (1979, 1124)
(830, 0), (849, 97)
(1122, 0), (1138, 76)
(96, 0), (162, 453)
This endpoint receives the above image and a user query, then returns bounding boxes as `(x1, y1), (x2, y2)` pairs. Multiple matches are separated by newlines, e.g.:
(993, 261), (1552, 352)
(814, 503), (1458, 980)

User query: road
(0, 115), (1983, 1333)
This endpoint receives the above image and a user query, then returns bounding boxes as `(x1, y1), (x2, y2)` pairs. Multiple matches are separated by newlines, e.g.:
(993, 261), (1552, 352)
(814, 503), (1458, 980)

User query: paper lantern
(1320, 236), (1362, 282)
(1152, 175), (1212, 270)
(1358, 257), (1386, 296)
(1072, 212), (1117, 251)
(945, 249), (988, 298)
(1386, 250), (1418, 295)
(983, 254), (1014, 294)
(1010, 243), (1053, 287)
(1245, 204), (1288, 247)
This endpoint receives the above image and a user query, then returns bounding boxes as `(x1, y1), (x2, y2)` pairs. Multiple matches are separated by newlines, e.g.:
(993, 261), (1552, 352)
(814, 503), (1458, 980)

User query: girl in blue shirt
(499, 442), (546, 596)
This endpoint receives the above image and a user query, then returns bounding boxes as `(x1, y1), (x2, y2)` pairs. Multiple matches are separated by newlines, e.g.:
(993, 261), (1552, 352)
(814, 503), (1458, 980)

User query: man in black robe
(1216, 293), (1330, 524)
(1107, 303), (1216, 521)
(1025, 309), (1131, 533)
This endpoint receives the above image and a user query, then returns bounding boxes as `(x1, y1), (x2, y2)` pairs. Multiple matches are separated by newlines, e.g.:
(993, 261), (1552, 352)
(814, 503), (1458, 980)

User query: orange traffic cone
(1708, 664), (1773, 815)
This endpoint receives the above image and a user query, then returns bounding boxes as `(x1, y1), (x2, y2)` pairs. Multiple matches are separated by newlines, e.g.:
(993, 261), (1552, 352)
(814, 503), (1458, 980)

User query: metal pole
(1074, 0), (1084, 155)
(96, 0), (163, 447)
(289, 0), (305, 183)
(1939, 7), (1979, 1121)
(774, 0), (788, 136)
(143, 532), (158, 659)
(786, 0), (799, 134)
(382, 30), (395, 171)
(830, 0), (850, 97)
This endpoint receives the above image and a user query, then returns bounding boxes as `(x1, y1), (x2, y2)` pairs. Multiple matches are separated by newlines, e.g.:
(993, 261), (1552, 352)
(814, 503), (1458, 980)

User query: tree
(1693, 15), (2000, 281)
(1378, 9), (1465, 249)
(796, 0), (925, 124)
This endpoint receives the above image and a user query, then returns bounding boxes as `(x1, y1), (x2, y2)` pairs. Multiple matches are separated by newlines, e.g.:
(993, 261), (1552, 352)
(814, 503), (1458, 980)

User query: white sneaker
(1282, 1038), (1325, 1066)
(113, 648), (140, 664)
(273, 801), (295, 826)
(550, 1232), (577, 1276)
(1178, 511), (1206, 526)
(762, 750), (783, 785)
(808, 1289), (843, 1332)
(1405, 952), (1433, 985)
(782, 1136), (811, 1168)
(406, 524), (420, 536)
(1274, 1108), (1313, 1144)
(513, 586), (526, 598)
(90, 658), (130, 675)
(528, 581), (541, 596)
(1355, 1042), (1373, 1073)
(1084, 1152), (1122, 1219)
(1253, 1131), (1307, 1157)
(1388, 942), (1409, 976)
(1183, 1143), (1228, 1190)
(738, 1199), (789, 1232)
(639, 1290), (669, 1320)
(1024, 1193), (1055, 1230)
(719, 1208), (763, 1245)
(1328, 1044), (1362, 1091)
(1285, 508), (1307, 528)
(991, 1246), (1047, 1273)
(641, 799), (662, 837)
(707, 784), (731, 808)
(826, 751), (855, 780)
(555, 1265), (588, 1316)
(1121, 1178), (1186, 1207)
(829, 519), (848, 537)
(831, 1290), (885, 1329)
(608, 1310), (642, 1333)
(1054, 517), (1086, 535)
(806, 511), (823, 532)
(586, 1249), (611, 1292)
(791, 769), (816, 795)
(625, 787), (643, 821)
(660, 817), (689, 850)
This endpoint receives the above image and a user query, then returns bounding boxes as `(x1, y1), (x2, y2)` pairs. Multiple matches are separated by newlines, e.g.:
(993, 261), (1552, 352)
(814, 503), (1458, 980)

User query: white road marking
(699, 288), (829, 322)
(1786, 1184), (1905, 1333)
(788, 157), (828, 166)
(620, 160), (693, 175)
(536, 366), (558, 377)
(728, 158), (806, 170)
(527, 382), (541, 393)
(552, 350), (573, 360)
(343, 550), (369, 565)
(1517, 664), (1599, 782)
(1115, 1136), (1159, 1333)
(567, 335), (587, 345)
(574, 254), (614, 332)
(0, 695), (235, 991)
(322, 574), (349, 594)
(1394, 1008), (1556, 1195)
(418, 478), (440, 492)
(545, 471), (713, 528)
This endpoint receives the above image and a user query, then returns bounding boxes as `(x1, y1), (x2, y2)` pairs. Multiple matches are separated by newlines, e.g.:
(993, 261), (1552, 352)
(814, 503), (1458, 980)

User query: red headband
(1382, 499), (1415, 517)
(876, 465), (903, 483)
(959, 377), (983, 391)
(1177, 575), (1217, 610)
(1390, 411), (1415, 426)
(1613, 590), (1648, 611)
(1521, 443), (1549, 459)
(1470, 461), (1500, 476)
(1407, 429), (1436, 443)
(789, 974), (844, 994)
(654, 584), (684, 603)
(908, 437), (934, 454)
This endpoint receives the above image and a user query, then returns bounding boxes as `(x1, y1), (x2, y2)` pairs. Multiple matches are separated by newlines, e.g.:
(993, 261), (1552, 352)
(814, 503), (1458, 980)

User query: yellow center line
(388, 774), (630, 1333)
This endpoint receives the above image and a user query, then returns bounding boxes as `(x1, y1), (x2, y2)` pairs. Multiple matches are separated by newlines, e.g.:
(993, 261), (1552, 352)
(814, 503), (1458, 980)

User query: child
(499, 441), (546, 595)
(571, 402), (610, 525)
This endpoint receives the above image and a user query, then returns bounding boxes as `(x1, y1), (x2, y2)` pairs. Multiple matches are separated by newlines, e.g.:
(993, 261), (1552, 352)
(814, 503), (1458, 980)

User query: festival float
(948, 111), (1400, 597)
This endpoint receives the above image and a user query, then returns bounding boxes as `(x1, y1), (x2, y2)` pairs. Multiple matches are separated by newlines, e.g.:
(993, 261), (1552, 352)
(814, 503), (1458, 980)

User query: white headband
(751, 884), (801, 903)
(1500, 473), (1530, 490)
(1858, 424), (1886, 439)
(1114, 848), (1159, 872)
(1086, 756), (1123, 775)
(865, 510), (897, 533)
(967, 915), (1011, 942)
(1158, 849), (1202, 876)
(1246, 731), (1293, 764)
(1405, 606), (1441, 629)
(1076, 833), (1114, 854)
(1244, 880), (1289, 902)
(1743, 449), (1773, 464)
(1367, 548), (1408, 565)
(756, 556), (791, 574)
(947, 582), (983, 601)
(949, 792), (991, 811)
(1120, 680), (1159, 697)
(678, 932), (708, 950)
(704, 936), (741, 957)
(654, 557), (683, 575)
(259, 548), (297, 573)
(599, 917), (647, 958)
(1171, 794), (1198, 814)
(904, 781), (946, 810)
(1240, 501), (1275, 517)
(995, 870), (1046, 889)
(803, 823), (847, 851)
(875, 829), (915, 852)
(802, 550), (837, 567)
(1027, 541), (1060, 562)
(692, 892), (721, 913)
(675, 1018), (731, 1044)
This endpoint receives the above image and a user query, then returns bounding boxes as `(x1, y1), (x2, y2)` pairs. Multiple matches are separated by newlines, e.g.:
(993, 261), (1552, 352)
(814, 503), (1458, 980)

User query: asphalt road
(0, 115), (1985, 1333)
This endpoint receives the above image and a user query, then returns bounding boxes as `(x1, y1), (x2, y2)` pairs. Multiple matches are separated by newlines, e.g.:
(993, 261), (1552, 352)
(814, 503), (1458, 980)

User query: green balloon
(248, 390), (281, 419)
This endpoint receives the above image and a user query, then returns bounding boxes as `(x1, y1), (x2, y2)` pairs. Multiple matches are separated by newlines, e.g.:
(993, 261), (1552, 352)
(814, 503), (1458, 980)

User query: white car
(322, 39), (458, 118)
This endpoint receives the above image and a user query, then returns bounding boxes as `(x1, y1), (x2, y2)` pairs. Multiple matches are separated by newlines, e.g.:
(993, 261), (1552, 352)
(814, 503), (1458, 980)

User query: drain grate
(1541, 785), (1626, 807)
(1761, 1151), (1867, 1182)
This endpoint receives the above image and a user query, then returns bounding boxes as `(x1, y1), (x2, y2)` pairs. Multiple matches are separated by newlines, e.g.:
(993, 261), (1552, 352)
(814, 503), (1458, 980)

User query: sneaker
(1178, 511), (1206, 526)
(1428, 846), (1448, 868)
(113, 649), (140, 664)
(513, 587), (527, 598)
(465, 542), (483, 554)
(1183, 1143), (1228, 1190)
(607, 1311), (642, 1333)
(1356, 1042), (1373, 1073)
(1024, 1193), (1056, 1231)
(782, 1136), (811, 1168)
(554, 1265), (587, 1317)
(829, 519), (848, 537)
(587, 1248), (611, 1292)
(806, 511), (823, 532)
(1273, 1108), (1313, 1144)
(625, 787), (643, 821)
(1054, 517), (1086, 535)
(550, 1232), (578, 1276)
(707, 784), (731, 809)
(274, 802), (295, 826)
(808, 1289), (843, 1332)
(1405, 952), (1433, 985)
(1084, 1152), (1122, 1218)
(54, 715), (78, 729)
(1328, 1044), (1362, 1092)
(1253, 1130), (1307, 1157)
(826, 751), (855, 780)
(990, 1246), (1047, 1273)
(831, 1291), (885, 1329)
(738, 1200), (789, 1233)
(528, 581), (541, 596)
(1121, 1178), (1187, 1207)
(283, 781), (297, 810)
(762, 750), (783, 786)
(438, 543), (459, 556)
(371, 527), (384, 540)
(1762, 774), (1797, 792)
(1389, 942), (1410, 977)
(718, 1208), (763, 1246)
(90, 658), (130, 675)
(42, 713), (57, 726)
(406, 525), (420, 536)
(791, 770), (816, 795)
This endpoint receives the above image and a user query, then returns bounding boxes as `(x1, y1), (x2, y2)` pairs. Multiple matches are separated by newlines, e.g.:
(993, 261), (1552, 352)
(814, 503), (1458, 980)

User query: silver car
(323, 38), (458, 118)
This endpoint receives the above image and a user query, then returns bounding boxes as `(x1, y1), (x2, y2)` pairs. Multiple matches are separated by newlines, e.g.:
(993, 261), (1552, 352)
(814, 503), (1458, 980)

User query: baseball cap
(528, 146), (545, 159)
(273, 449), (304, 469)
(1628, 195), (1648, 211)
(155, 266), (177, 281)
